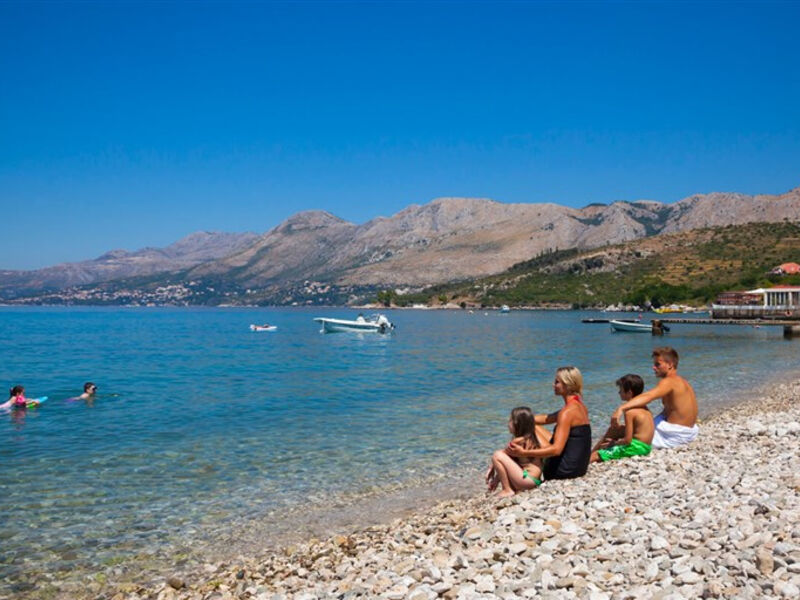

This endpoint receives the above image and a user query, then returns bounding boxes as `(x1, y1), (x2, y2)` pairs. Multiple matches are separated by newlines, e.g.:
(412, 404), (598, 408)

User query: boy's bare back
(628, 407), (654, 445)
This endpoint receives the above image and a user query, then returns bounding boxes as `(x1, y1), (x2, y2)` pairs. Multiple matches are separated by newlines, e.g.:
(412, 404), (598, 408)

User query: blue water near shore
(0, 306), (796, 589)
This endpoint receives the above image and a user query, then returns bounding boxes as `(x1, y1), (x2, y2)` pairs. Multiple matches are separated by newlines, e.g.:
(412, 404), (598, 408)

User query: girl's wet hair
(9, 385), (24, 397)
(84, 382), (97, 392)
(510, 406), (539, 447)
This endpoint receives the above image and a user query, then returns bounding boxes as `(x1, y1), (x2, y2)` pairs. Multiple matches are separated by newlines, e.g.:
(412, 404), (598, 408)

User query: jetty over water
(657, 317), (800, 338)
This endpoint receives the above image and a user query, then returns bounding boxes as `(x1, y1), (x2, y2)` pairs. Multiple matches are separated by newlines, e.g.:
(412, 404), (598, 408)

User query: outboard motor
(376, 314), (393, 332)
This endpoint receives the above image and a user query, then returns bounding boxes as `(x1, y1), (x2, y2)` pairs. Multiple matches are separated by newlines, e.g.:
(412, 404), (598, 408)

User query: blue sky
(1, 1), (799, 270)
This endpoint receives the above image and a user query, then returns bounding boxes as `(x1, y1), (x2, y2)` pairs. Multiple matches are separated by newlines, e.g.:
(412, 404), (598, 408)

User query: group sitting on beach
(487, 346), (698, 496)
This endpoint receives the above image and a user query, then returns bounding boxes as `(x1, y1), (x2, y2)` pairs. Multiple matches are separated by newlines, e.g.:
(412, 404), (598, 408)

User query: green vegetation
(393, 221), (800, 308)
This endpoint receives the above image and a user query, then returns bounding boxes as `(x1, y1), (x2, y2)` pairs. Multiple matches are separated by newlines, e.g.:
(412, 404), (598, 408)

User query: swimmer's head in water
(9, 385), (24, 397)
(84, 382), (97, 393)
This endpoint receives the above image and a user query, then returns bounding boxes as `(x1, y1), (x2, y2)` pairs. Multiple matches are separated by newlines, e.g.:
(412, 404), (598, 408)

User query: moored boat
(609, 319), (652, 333)
(313, 314), (395, 334)
(250, 324), (277, 331)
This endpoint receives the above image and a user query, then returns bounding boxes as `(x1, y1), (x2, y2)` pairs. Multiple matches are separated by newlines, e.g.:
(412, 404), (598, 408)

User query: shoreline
(71, 378), (800, 599)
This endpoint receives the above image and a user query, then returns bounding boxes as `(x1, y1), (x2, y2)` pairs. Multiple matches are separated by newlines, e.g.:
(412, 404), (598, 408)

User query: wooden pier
(657, 318), (800, 338)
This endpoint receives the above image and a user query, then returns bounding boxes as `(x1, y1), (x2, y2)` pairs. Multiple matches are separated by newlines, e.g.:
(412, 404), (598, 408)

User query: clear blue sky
(1, 1), (798, 270)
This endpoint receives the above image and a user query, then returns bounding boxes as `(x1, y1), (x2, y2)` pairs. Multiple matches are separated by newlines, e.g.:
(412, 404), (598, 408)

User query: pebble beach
(81, 378), (800, 600)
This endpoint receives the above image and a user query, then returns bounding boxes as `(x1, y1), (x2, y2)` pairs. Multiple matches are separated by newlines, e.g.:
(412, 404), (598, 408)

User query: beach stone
(541, 569), (557, 590)
(431, 580), (452, 594)
(679, 571), (702, 584)
(508, 542), (528, 556)
(474, 575), (495, 593)
(166, 576), (184, 590)
(650, 536), (670, 551)
(756, 547), (774, 576)
(528, 519), (546, 533)
(775, 581), (800, 598)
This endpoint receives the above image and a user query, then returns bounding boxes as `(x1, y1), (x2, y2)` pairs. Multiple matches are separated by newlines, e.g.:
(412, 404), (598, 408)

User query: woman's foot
(496, 489), (515, 498)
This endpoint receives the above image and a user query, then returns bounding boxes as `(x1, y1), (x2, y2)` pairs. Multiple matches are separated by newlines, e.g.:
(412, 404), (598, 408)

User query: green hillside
(388, 221), (800, 309)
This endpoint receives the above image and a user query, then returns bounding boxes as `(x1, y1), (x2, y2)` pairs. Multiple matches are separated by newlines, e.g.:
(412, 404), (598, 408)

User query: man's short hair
(615, 374), (644, 396)
(652, 346), (679, 367)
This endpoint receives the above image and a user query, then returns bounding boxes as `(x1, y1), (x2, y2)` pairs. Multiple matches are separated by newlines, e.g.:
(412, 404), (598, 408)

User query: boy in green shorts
(591, 374), (654, 463)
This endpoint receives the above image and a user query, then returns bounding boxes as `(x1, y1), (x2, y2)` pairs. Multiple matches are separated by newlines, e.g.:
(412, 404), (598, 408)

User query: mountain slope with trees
(393, 221), (800, 309)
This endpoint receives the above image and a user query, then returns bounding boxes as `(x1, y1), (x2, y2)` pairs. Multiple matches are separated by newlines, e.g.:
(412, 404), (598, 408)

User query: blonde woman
(506, 366), (592, 480)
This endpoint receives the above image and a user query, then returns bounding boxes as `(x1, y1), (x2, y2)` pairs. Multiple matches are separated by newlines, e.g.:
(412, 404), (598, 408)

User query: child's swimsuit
(597, 438), (652, 461)
(521, 470), (542, 486)
(12, 395), (27, 408)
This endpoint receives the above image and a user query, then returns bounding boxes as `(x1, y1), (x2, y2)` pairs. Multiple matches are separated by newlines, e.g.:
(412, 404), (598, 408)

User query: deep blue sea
(0, 306), (796, 592)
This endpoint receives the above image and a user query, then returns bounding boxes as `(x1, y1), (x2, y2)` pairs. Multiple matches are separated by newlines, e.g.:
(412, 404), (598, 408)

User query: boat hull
(313, 317), (392, 334)
(609, 320), (652, 333)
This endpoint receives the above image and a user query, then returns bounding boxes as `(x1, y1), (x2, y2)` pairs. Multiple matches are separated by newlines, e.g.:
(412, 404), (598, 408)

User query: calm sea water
(0, 306), (796, 593)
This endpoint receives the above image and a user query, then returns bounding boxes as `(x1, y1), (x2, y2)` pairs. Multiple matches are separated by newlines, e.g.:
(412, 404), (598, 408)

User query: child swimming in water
(0, 385), (40, 410)
(75, 382), (97, 401)
(485, 406), (543, 497)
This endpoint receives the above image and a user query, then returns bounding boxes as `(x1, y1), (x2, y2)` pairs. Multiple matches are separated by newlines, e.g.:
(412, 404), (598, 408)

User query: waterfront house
(712, 285), (800, 320)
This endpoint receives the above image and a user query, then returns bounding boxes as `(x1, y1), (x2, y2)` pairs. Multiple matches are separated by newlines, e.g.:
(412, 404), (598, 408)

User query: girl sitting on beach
(486, 406), (543, 497)
(506, 366), (592, 481)
(0, 385), (40, 410)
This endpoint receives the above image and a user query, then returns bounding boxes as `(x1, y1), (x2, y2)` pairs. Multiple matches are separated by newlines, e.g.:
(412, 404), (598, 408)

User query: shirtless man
(611, 347), (698, 449)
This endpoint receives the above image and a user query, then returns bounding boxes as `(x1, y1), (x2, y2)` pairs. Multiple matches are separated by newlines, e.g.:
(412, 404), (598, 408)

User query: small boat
(500, 305), (510, 313)
(250, 324), (277, 332)
(583, 318), (640, 324)
(609, 319), (653, 333)
(313, 313), (395, 334)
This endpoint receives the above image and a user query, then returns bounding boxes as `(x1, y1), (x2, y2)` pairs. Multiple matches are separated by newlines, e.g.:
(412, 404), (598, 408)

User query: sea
(0, 306), (796, 594)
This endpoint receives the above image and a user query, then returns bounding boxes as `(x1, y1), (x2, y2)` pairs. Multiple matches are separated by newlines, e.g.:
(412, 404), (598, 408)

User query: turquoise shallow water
(0, 306), (796, 592)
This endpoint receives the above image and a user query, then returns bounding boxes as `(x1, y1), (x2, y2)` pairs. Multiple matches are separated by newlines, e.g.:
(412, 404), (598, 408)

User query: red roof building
(778, 262), (800, 275)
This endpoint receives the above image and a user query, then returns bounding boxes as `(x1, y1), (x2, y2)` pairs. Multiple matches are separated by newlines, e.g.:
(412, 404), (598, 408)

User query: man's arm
(611, 379), (671, 424)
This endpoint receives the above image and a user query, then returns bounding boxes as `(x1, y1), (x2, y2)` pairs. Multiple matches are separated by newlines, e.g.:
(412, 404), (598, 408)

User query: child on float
(0, 385), (41, 410)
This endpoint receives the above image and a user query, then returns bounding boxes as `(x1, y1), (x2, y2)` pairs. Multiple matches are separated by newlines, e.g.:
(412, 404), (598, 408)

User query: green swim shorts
(522, 470), (542, 486)
(597, 438), (652, 462)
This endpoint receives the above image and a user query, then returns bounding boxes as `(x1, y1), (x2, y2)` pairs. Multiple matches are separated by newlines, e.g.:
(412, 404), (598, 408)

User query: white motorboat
(250, 324), (277, 332)
(500, 304), (510, 313)
(609, 319), (652, 333)
(313, 314), (394, 334)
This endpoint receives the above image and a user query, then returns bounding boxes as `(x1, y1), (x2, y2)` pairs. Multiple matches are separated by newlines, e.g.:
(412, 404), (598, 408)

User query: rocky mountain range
(184, 186), (800, 290)
(2, 186), (799, 303)
(0, 231), (259, 298)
